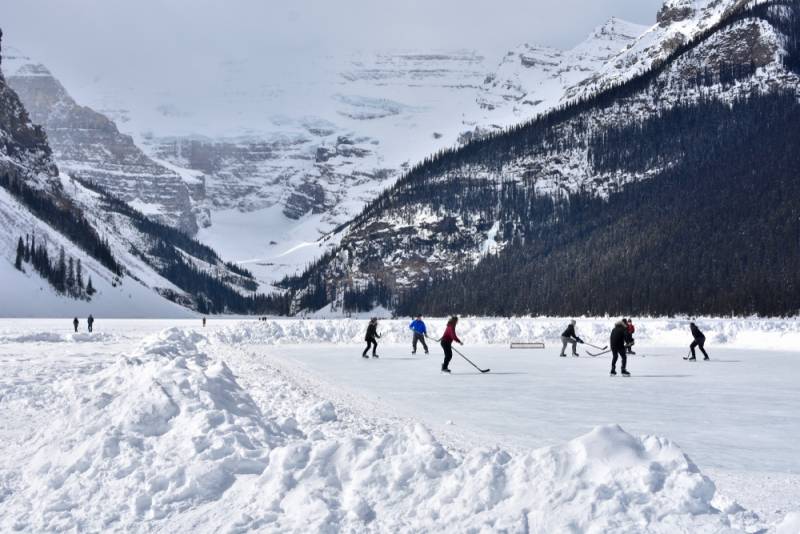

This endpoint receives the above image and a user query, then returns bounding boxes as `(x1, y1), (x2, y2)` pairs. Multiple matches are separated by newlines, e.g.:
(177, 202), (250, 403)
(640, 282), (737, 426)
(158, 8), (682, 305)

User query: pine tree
(67, 257), (75, 293)
(57, 246), (67, 293)
(14, 236), (24, 270)
(76, 259), (84, 292)
(86, 276), (95, 296)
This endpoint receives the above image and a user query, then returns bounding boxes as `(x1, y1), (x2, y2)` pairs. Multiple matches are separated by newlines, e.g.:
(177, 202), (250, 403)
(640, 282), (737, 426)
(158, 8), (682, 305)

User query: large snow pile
(0, 327), (774, 532)
(1, 328), (280, 531)
(218, 316), (800, 350)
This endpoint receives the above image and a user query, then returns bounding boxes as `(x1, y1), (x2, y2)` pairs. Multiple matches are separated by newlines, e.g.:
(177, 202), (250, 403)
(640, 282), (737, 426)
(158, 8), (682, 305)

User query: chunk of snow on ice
(306, 400), (337, 423)
(778, 512), (800, 534)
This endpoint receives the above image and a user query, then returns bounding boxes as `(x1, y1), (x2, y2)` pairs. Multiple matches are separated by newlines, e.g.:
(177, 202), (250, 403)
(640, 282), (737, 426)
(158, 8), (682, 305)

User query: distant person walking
(438, 316), (463, 373)
(362, 318), (381, 359)
(202, 317), (207, 328)
(610, 320), (630, 376)
(72, 317), (79, 333)
(560, 319), (583, 357)
(624, 318), (636, 354)
(87, 314), (95, 333)
(409, 315), (429, 355)
(688, 322), (709, 361)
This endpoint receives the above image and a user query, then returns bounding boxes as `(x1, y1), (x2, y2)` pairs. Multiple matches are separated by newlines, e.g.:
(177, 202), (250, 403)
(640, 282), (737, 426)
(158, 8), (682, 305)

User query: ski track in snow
(0, 318), (797, 533)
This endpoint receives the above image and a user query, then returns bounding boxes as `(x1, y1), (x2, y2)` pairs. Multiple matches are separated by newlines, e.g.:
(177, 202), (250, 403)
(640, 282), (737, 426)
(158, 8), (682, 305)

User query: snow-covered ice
(0, 317), (797, 532)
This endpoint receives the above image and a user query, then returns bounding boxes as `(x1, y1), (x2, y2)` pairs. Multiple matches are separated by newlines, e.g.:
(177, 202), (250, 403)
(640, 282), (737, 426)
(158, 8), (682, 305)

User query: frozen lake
(1, 317), (798, 531)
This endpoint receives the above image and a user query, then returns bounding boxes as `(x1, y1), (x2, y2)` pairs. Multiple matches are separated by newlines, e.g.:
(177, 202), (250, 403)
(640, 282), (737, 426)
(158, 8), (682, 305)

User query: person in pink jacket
(438, 316), (463, 373)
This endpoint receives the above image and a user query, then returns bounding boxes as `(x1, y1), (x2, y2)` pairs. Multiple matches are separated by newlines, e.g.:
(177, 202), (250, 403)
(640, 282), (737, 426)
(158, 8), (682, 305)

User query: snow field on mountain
(1, 319), (797, 532)
(0, 184), (194, 319)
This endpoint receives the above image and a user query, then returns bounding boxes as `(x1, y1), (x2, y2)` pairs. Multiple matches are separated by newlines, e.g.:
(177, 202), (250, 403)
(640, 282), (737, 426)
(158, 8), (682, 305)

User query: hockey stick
(425, 334), (490, 373)
(452, 345), (491, 373)
(587, 349), (611, 357)
(582, 342), (608, 351)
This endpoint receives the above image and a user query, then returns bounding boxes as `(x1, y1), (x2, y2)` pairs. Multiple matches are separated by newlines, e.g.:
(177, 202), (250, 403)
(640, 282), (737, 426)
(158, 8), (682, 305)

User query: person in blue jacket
(409, 315), (429, 355)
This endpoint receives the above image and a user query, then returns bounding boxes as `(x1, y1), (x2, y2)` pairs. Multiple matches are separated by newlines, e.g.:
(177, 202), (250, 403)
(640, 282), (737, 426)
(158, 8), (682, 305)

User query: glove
(577, 337), (584, 344)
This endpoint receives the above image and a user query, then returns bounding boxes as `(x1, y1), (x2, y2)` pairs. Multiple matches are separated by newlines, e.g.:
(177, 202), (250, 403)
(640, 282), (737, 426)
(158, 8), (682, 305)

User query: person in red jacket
(438, 316), (463, 373)
(624, 318), (636, 354)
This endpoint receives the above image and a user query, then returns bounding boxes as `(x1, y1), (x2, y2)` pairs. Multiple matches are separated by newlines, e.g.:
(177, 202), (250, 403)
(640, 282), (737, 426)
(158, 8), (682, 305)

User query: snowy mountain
(282, 0), (800, 316)
(1, 48), (199, 234)
(477, 18), (648, 125)
(0, 15), (666, 290)
(62, 50), (491, 285)
(0, 33), (283, 317)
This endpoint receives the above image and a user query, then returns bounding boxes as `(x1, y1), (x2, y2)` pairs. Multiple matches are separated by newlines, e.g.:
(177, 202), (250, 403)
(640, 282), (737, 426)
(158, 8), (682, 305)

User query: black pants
(88, 324), (93, 333)
(73, 324), (78, 332)
(441, 341), (453, 370)
(690, 337), (708, 358)
(412, 333), (428, 353)
(611, 346), (627, 372)
(363, 338), (378, 357)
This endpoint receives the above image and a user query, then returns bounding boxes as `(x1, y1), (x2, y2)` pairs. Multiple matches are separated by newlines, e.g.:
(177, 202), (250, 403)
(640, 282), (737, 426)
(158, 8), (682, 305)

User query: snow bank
(0, 331), (117, 343)
(2, 328), (280, 531)
(1, 327), (765, 532)
(218, 316), (800, 351)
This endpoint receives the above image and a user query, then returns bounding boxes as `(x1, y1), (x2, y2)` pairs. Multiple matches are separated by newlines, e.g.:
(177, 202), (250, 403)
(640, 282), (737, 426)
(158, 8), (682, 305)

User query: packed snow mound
(218, 316), (800, 350)
(1, 328), (281, 532)
(2, 326), (763, 532)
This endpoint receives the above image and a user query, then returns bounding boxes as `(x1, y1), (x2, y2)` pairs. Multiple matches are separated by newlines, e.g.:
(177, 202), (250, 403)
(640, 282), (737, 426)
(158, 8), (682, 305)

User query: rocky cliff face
(2, 48), (198, 233)
(0, 32), (57, 184)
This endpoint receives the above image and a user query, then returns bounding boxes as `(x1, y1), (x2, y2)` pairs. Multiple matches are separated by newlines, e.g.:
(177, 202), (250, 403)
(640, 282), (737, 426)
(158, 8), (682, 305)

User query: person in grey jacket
(560, 320), (583, 357)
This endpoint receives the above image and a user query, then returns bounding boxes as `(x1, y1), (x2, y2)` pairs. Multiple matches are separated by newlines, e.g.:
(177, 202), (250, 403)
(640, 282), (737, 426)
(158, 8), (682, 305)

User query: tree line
(0, 173), (121, 276)
(14, 234), (96, 299)
(392, 90), (800, 317)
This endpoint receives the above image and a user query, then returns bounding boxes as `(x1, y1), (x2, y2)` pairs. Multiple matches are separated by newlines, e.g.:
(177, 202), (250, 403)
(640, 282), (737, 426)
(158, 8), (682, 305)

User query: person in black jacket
(87, 314), (95, 333)
(688, 322), (709, 360)
(72, 317), (79, 333)
(610, 320), (630, 376)
(362, 318), (381, 358)
(560, 320), (583, 357)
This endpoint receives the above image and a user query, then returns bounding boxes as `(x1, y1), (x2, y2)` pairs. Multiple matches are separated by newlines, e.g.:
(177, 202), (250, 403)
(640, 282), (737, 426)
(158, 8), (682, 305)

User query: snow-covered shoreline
(215, 316), (800, 351)
(1, 319), (798, 532)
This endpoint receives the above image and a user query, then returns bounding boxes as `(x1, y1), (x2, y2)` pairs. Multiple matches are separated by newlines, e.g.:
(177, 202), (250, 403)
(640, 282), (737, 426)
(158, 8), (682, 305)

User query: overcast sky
(4, 0), (664, 78)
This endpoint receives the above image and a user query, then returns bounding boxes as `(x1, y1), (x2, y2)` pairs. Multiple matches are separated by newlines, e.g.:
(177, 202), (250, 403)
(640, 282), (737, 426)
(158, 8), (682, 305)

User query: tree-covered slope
(282, 0), (800, 316)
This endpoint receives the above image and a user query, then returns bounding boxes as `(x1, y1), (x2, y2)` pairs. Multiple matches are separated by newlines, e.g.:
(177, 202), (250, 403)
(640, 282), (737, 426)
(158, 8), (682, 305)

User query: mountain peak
(657, 0), (696, 25)
(591, 17), (650, 41)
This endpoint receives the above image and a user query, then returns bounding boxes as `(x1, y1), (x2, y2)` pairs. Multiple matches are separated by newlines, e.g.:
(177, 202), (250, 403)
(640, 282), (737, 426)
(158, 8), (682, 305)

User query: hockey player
(688, 322), (710, 360)
(72, 317), (79, 333)
(610, 320), (630, 376)
(560, 319), (583, 357)
(362, 318), (381, 359)
(438, 316), (463, 373)
(624, 318), (636, 354)
(409, 315), (429, 355)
